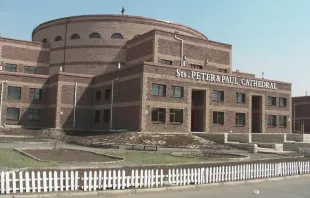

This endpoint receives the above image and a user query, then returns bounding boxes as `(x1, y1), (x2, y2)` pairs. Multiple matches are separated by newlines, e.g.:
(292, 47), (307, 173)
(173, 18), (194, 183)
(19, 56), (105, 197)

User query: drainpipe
(0, 80), (8, 126)
(110, 77), (119, 130)
(174, 35), (183, 67)
(73, 82), (77, 127)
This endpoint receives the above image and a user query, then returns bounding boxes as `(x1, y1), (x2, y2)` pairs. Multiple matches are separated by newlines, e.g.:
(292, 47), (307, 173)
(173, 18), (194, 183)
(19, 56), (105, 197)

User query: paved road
(70, 177), (310, 198)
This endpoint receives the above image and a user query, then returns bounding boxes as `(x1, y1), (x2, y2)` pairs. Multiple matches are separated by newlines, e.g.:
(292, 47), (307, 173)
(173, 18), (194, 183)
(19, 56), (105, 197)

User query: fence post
(19, 171), (23, 193)
(117, 170), (121, 190)
(144, 170), (148, 187)
(122, 170), (126, 190)
(37, 172), (41, 193)
(0, 172), (4, 194)
(103, 170), (107, 190)
(176, 169), (179, 186)
(134, 170), (138, 188)
(151, 170), (154, 187)
(98, 170), (102, 190)
(12, 172), (16, 193)
(25, 171), (30, 193)
(83, 171), (87, 192)
(54, 171), (58, 192)
(42, 171), (47, 192)
(89, 171), (93, 191)
(160, 170), (164, 186)
(140, 170), (143, 188)
(70, 171), (75, 191)
(5, 172), (10, 194)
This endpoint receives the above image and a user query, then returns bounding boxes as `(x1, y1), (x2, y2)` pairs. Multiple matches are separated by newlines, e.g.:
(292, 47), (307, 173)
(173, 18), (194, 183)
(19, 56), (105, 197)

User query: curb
(2, 174), (309, 198)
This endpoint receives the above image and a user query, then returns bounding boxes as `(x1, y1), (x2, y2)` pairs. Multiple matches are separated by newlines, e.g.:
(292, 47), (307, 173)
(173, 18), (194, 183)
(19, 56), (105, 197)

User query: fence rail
(1, 161), (310, 194)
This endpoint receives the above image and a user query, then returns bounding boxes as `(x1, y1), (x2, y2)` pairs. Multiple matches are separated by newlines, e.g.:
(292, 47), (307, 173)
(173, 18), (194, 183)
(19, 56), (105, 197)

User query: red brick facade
(0, 14), (292, 133)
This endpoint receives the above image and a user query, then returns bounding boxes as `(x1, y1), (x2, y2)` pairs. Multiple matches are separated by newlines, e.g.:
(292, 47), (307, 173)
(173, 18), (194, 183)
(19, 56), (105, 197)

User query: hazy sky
(0, 0), (309, 96)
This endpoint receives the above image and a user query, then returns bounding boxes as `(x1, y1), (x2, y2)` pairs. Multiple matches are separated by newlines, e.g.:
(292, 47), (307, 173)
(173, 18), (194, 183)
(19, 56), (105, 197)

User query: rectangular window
(8, 86), (21, 99)
(236, 93), (246, 103)
(104, 89), (111, 101)
(161, 59), (172, 65)
(24, 66), (36, 74)
(213, 111), (224, 125)
(279, 97), (287, 107)
(235, 113), (245, 126)
(152, 84), (166, 96)
(94, 110), (100, 123)
(5, 63), (17, 72)
(268, 96), (277, 106)
(212, 90), (224, 101)
(279, 115), (287, 127)
(170, 86), (184, 98)
(27, 108), (41, 121)
(169, 109), (183, 124)
(151, 108), (166, 123)
(6, 107), (20, 121)
(95, 90), (101, 101)
(218, 68), (228, 73)
(268, 115), (277, 127)
(190, 64), (203, 69)
(30, 88), (42, 101)
(103, 109), (110, 123)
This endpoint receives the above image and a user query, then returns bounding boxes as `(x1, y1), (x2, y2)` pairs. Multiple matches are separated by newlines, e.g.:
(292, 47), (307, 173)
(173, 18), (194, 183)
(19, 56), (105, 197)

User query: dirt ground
(0, 128), (236, 150)
(21, 148), (121, 162)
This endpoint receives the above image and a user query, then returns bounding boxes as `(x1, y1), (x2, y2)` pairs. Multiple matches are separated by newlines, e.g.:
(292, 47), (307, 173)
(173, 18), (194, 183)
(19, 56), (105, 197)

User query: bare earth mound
(21, 149), (122, 162)
(64, 133), (237, 150)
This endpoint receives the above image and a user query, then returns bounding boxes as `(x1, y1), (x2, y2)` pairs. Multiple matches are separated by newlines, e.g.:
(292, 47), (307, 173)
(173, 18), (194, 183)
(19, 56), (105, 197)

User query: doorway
(251, 95), (263, 133)
(191, 90), (206, 132)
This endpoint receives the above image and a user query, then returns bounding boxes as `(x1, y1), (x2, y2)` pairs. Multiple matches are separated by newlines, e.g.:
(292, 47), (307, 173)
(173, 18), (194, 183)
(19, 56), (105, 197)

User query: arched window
(89, 32), (101, 39)
(54, 36), (62, 41)
(70, 34), (80, 40)
(111, 33), (124, 39)
(42, 38), (48, 43)
(133, 35), (140, 39)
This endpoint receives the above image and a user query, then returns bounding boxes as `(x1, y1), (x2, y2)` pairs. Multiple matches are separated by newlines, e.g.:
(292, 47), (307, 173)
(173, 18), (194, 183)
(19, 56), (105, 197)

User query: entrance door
(191, 90), (206, 132)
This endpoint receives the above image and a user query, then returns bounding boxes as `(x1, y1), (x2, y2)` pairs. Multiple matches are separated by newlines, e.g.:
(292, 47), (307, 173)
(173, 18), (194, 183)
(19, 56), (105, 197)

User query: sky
(0, 0), (309, 97)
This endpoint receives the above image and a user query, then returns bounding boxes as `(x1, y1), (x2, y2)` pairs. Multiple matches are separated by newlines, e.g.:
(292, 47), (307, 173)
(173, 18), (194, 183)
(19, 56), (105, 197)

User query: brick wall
(141, 64), (291, 133)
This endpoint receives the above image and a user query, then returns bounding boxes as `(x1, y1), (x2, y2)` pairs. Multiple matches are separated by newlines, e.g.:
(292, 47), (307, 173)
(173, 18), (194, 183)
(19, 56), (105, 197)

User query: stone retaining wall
(227, 134), (251, 143)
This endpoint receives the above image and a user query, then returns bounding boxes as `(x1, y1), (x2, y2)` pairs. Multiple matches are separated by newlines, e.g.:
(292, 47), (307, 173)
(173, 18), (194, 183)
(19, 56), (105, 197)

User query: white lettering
(175, 69), (277, 90)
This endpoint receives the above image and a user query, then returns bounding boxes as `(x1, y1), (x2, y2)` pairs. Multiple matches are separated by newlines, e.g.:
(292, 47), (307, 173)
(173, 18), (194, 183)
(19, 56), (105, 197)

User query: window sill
(235, 125), (245, 127)
(212, 100), (224, 102)
(236, 102), (246, 104)
(6, 118), (19, 121)
(169, 122), (183, 125)
(7, 97), (21, 100)
(268, 104), (276, 106)
(213, 123), (224, 126)
(268, 126), (276, 128)
(152, 121), (165, 124)
(279, 126), (287, 128)
(151, 95), (166, 97)
(170, 96), (184, 99)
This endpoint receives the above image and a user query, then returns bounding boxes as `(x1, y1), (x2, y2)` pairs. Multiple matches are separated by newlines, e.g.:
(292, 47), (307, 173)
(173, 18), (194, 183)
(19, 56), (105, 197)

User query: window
(6, 107), (20, 121)
(268, 115), (277, 127)
(24, 66), (36, 74)
(190, 64), (203, 69)
(212, 90), (224, 101)
(95, 91), (101, 101)
(279, 97), (287, 107)
(30, 88), (42, 100)
(161, 59), (172, 65)
(152, 84), (166, 96)
(103, 109), (110, 123)
(42, 38), (48, 43)
(94, 110), (100, 123)
(235, 113), (245, 126)
(70, 34), (80, 40)
(213, 111), (224, 125)
(169, 109), (183, 124)
(89, 32), (101, 39)
(8, 86), (21, 99)
(111, 33), (124, 39)
(170, 86), (184, 98)
(279, 115), (287, 127)
(54, 36), (62, 41)
(27, 109), (41, 121)
(104, 89), (111, 101)
(151, 108), (166, 123)
(268, 96), (276, 106)
(236, 93), (246, 103)
(218, 68), (228, 73)
(5, 63), (17, 72)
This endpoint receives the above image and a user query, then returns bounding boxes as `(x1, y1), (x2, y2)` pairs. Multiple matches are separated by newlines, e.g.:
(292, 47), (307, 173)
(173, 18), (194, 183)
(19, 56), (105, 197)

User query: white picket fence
(1, 161), (310, 194)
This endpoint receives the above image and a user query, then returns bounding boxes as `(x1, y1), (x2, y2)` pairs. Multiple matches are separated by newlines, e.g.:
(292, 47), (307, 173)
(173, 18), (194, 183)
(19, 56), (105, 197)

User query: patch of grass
(0, 149), (56, 169)
(105, 151), (226, 165)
